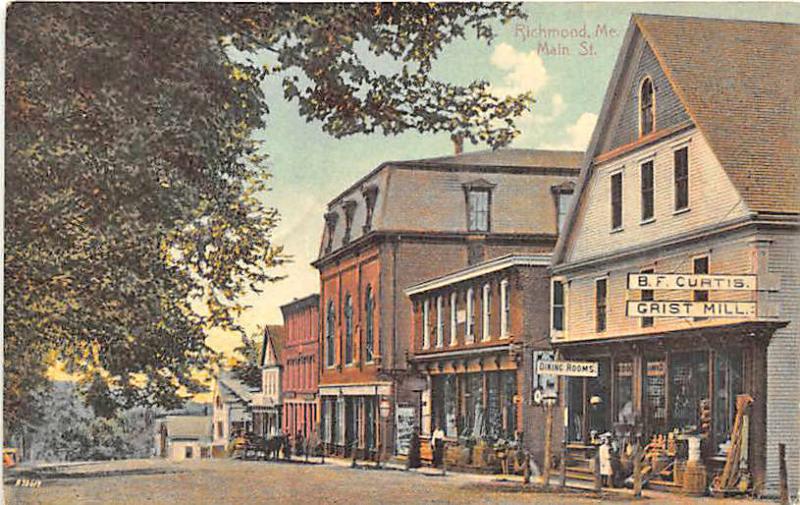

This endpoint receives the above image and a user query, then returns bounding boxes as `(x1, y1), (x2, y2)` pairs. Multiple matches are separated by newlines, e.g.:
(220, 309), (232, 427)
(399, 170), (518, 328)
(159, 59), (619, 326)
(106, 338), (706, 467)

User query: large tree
(5, 3), (531, 432)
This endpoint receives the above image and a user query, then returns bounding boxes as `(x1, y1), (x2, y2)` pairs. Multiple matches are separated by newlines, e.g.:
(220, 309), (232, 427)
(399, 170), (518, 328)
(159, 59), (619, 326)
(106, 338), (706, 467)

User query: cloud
(490, 42), (548, 97)
(539, 112), (599, 151)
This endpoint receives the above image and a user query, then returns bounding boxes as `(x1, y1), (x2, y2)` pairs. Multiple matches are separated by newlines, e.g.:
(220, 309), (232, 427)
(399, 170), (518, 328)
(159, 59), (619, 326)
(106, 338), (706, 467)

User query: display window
(644, 357), (667, 436)
(668, 351), (709, 433)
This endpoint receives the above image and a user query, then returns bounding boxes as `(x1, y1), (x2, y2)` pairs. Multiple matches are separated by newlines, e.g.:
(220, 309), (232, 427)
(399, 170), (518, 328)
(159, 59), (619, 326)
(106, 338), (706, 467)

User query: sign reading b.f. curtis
(627, 301), (756, 318)
(627, 273), (757, 291)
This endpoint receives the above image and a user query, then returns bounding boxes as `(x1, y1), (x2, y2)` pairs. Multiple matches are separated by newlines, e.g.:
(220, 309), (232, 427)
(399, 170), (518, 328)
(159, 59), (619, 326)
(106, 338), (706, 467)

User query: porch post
(749, 341), (768, 496)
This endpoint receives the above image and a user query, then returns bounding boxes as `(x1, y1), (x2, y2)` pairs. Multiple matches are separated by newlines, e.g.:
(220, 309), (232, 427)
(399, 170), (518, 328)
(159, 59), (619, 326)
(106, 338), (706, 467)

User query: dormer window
(463, 179), (495, 232)
(551, 181), (576, 233)
(324, 211), (339, 254)
(639, 77), (655, 136)
(342, 200), (357, 245)
(362, 185), (379, 233)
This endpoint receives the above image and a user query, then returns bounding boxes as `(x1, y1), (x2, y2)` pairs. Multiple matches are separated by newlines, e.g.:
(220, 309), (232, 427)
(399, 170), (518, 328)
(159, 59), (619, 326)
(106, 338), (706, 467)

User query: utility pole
(543, 398), (555, 490)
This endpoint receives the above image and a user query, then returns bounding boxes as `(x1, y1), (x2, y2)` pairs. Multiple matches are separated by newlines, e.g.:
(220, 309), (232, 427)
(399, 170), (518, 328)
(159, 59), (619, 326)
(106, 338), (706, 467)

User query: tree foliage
(22, 382), (154, 462)
(230, 335), (263, 390)
(5, 3), (531, 432)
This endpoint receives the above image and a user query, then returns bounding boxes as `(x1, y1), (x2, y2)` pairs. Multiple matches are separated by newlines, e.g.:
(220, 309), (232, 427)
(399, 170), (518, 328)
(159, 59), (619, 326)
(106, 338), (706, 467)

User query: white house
(252, 326), (284, 437)
(211, 369), (254, 457)
(155, 415), (212, 461)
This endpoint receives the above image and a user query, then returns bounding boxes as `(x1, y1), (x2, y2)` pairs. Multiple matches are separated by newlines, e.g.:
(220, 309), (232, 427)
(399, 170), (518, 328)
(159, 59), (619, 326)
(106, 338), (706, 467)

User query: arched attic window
(639, 77), (655, 136)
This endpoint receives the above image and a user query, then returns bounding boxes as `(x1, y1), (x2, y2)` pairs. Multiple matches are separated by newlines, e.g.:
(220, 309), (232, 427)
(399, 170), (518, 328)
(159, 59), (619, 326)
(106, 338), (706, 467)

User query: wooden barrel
(682, 461), (707, 496)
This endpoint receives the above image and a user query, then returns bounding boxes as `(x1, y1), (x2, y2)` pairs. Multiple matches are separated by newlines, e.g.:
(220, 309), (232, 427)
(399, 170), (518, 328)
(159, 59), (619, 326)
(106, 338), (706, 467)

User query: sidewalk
(302, 453), (773, 503)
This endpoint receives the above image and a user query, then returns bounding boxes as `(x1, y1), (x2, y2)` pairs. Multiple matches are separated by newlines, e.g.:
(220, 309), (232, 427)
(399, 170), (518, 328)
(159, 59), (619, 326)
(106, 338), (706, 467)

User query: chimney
(451, 134), (463, 156)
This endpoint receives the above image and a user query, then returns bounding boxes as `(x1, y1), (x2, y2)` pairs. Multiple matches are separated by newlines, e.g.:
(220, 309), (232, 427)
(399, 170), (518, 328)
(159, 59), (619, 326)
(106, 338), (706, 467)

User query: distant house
(155, 415), (212, 461)
(211, 370), (255, 456)
(252, 325), (285, 437)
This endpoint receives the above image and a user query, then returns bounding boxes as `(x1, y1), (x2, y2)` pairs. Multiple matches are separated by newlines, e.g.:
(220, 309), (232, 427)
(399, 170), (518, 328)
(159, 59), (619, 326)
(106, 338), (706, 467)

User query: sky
(205, 2), (800, 356)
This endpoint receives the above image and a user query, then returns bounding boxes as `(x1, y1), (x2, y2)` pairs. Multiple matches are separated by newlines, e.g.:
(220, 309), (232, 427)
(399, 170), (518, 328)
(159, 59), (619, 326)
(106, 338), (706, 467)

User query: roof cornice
(312, 230), (557, 270)
(405, 253), (552, 296)
(551, 214), (798, 276)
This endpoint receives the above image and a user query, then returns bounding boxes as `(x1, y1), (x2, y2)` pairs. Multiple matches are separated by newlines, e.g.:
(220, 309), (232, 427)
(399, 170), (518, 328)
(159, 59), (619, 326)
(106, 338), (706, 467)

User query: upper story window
(323, 211), (339, 254)
(611, 172), (623, 230)
(362, 185), (379, 233)
(468, 190), (490, 231)
(344, 294), (354, 364)
(435, 296), (444, 348)
(552, 280), (565, 332)
(641, 160), (654, 222)
(326, 300), (336, 367)
(551, 181), (576, 233)
(466, 288), (475, 343)
(674, 147), (689, 211)
(481, 283), (492, 341)
(639, 77), (655, 136)
(500, 279), (510, 338)
(449, 291), (458, 346)
(463, 179), (495, 232)
(365, 285), (375, 362)
(342, 200), (357, 245)
(422, 299), (431, 349)
(595, 278), (608, 333)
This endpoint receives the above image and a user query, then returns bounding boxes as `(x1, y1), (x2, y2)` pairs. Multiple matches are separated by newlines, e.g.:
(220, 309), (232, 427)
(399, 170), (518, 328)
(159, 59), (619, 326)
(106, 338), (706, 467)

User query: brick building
(551, 15), (798, 495)
(280, 294), (321, 441)
(313, 147), (581, 460)
(405, 254), (560, 470)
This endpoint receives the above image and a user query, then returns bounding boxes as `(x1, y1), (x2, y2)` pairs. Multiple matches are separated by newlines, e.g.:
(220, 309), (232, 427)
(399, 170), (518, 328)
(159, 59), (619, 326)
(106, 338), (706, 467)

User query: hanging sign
(627, 273), (757, 291)
(626, 301), (756, 318)
(536, 360), (598, 377)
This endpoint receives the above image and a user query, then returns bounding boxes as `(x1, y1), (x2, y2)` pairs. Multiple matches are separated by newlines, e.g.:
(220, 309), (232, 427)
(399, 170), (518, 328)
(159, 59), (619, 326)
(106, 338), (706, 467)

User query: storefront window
(462, 373), (484, 439)
(443, 375), (458, 438)
(644, 357), (667, 436)
(669, 351), (709, 432)
(486, 373), (502, 440)
(364, 398), (376, 450)
(502, 371), (517, 437)
(714, 349), (743, 444)
(614, 360), (634, 425)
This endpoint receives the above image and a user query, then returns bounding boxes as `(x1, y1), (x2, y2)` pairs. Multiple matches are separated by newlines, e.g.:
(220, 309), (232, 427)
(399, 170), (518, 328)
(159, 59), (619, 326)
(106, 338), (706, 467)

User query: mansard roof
(316, 148), (582, 262)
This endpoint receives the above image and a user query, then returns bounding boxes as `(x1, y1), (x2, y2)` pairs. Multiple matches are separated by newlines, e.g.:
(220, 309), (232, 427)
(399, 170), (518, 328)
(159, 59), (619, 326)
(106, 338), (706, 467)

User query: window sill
(640, 217), (656, 226)
(610, 227), (624, 234)
(673, 207), (691, 216)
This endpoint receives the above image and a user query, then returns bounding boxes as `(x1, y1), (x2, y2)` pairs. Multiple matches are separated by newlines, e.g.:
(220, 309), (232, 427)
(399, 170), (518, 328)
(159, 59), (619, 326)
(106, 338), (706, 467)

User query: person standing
(430, 424), (445, 468)
(598, 436), (613, 487)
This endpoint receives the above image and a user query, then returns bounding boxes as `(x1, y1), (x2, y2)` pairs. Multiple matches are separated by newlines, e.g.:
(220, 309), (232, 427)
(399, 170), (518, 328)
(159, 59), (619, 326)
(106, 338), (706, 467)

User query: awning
(553, 320), (788, 352)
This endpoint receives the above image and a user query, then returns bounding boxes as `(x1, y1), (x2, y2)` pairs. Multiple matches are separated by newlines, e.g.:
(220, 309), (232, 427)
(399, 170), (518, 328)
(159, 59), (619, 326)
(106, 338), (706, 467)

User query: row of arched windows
(325, 286), (375, 367)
